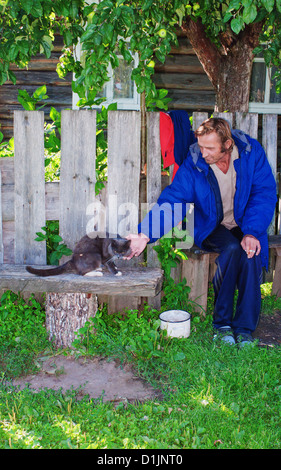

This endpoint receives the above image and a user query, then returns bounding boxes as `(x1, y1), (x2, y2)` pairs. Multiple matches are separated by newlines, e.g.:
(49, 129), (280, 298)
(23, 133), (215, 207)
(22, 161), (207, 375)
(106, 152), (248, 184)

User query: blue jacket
(139, 129), (277, 269)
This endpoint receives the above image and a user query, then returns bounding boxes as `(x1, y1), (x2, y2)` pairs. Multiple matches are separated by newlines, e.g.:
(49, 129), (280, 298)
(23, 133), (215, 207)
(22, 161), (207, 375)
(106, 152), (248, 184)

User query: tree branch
(181, 17), (221, 89)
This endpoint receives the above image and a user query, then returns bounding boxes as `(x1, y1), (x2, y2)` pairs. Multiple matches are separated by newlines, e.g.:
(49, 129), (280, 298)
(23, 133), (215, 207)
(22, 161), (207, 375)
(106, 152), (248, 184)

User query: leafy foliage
(0, 290), (50, 377)
(1, 1), (281, 107)
(35, 222), (72, 265)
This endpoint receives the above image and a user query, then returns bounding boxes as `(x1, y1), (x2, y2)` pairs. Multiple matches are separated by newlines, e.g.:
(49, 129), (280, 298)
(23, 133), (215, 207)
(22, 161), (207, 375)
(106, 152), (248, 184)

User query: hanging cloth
(160, 110), (196, 180)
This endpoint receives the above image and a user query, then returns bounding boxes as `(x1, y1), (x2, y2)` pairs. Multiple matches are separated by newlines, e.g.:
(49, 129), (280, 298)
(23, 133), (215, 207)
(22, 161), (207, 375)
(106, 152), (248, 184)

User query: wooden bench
(0, 264), (162, 297)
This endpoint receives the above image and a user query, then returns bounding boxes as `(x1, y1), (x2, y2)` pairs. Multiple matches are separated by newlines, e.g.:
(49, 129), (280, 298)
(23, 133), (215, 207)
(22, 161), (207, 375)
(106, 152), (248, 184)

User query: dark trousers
(203, 225), (263, 335)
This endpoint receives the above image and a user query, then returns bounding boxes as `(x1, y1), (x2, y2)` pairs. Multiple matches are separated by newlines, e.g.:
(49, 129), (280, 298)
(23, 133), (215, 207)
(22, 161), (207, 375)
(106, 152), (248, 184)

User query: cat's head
(110, 239), (131, 258)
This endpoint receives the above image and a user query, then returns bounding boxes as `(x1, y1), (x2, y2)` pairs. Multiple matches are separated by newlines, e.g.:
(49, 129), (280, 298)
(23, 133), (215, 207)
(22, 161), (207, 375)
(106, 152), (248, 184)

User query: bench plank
(0, 265), (163, 297)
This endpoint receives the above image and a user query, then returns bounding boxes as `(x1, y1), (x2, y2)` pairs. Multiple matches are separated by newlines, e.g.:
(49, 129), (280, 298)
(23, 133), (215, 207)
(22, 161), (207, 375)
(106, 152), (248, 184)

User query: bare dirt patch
(13, 355), (161, 404)
(12, 312), (281, 403)
(253, 310), (281, 347)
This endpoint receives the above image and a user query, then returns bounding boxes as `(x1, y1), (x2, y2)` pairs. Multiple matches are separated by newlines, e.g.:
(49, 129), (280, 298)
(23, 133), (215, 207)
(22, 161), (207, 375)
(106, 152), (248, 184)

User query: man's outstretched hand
(125, 233), (150, 259)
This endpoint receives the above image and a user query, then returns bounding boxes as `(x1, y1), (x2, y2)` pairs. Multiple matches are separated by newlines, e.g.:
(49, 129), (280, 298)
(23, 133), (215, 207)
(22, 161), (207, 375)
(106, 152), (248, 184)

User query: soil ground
(13, 311), (281, 404)
(253, 310), (281, 347)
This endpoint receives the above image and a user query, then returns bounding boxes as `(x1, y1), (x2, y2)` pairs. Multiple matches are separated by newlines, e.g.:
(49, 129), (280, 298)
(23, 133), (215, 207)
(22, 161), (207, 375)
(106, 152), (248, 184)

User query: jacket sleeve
(240, 140), (277, 238)
(138, 159), (195, 243)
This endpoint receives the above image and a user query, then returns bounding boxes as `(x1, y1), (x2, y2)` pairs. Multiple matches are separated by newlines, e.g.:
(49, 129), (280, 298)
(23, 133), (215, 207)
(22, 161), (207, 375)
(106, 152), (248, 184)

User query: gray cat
(26, 233), (131, 277)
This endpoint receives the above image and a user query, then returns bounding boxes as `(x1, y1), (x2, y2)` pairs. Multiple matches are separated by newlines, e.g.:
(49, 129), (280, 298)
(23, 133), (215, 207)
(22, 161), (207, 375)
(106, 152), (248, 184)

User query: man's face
(197, 132), (231, 165)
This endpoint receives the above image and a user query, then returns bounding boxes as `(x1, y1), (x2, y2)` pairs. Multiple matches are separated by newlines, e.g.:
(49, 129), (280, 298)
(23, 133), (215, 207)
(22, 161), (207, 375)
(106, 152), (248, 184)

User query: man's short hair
(195, 117), (234, 152)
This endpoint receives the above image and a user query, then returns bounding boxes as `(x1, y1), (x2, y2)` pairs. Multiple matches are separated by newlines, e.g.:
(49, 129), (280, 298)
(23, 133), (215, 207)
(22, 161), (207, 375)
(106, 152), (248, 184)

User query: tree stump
(45, 293), (98, 348)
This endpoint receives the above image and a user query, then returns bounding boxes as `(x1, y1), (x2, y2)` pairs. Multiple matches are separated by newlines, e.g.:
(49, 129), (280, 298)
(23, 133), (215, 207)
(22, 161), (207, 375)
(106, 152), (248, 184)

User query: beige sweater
(210, 146), (239, 230)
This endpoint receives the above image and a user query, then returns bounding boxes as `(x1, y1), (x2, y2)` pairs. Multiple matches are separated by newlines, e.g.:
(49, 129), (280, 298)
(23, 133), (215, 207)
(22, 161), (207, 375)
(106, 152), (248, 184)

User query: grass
(0, 284), (281, 450)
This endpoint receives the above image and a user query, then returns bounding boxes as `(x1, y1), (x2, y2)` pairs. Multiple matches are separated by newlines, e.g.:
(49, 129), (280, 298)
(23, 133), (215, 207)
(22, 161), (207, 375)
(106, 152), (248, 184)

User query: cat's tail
(26, 261), (73, 277)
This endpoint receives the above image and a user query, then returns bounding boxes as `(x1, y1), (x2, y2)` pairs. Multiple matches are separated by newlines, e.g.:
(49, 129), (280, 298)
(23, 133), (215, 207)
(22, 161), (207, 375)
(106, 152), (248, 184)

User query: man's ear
(225, 139), (232, 150)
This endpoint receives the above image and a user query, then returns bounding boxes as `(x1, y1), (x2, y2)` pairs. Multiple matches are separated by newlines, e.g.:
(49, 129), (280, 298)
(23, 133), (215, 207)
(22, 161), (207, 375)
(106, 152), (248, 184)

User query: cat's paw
(115, 271), (122, 276)
(84, 270), (103, 277)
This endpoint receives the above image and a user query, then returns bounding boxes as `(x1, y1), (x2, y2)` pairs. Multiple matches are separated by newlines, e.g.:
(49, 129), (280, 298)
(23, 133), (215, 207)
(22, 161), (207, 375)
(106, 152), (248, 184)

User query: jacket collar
(189, 129), (252, 172)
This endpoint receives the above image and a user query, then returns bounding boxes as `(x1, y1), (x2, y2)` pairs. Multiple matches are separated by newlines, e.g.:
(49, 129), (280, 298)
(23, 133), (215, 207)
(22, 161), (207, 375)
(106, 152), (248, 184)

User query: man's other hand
(241, 234), (261, 258)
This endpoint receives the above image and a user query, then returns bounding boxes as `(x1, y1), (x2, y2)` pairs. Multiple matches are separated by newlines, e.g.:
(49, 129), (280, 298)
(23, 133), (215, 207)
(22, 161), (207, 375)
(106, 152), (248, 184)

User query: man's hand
(241, 234), (261, 258)
(125, 233), (150, 259)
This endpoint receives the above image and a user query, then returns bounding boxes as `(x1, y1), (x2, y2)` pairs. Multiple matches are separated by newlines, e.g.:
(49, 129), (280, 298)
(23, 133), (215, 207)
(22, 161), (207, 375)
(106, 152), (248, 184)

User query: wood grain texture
(0, 171), (3, 263)
(14, 111), (46, 264)
(59, 110), (96, 251)
(0, 265), (163, 297)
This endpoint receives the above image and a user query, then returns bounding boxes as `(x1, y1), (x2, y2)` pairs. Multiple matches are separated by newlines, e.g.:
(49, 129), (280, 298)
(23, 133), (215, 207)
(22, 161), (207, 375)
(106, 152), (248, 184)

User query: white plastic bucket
(159, 310), (191, 338)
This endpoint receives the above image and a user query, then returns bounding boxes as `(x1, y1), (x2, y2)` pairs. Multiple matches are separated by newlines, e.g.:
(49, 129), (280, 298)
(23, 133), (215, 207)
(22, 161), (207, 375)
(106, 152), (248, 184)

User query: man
(126, 117), (277, 346)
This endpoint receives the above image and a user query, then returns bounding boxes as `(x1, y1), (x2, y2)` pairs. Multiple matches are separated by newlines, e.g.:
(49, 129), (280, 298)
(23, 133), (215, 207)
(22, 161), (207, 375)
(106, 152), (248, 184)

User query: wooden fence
(0, 110), (280, 305)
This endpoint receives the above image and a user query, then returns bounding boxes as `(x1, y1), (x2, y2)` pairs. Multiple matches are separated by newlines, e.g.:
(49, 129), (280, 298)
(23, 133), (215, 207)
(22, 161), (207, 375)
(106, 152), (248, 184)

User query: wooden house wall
(0, 35), (72, 141)
(153, 31), (216, 112)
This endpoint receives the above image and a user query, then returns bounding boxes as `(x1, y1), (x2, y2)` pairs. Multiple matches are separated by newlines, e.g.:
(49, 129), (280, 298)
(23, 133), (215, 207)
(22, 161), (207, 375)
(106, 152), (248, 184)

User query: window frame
(249, 56), (281, 114)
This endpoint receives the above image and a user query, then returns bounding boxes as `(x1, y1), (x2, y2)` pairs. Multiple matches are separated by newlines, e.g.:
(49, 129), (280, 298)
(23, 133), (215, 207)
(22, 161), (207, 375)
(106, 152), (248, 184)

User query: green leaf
(176, 5), (185, 26)
(100, 23), (114, 44)
(243, 4), (257, 24)
(40, 35), (53, 58)
(33, 85), (48, 100)
(8, 69), (16, 85)
(17, 89), (35, 110)
(261, 0), (274, 12)
(31, 0), (43, 17)
(227, 0), (241, 10)
(50, 235), (63, 243)
(230, 16), (244, 34)
(21, 0), (33, 14)
(8, 44), (19, 62)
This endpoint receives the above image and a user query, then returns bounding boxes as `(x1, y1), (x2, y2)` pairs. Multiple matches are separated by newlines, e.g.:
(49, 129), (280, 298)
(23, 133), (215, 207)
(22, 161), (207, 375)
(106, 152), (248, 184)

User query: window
(249, 55), (281, 113)
(72, 45), (140, 110)
(94, 51), (140, 110)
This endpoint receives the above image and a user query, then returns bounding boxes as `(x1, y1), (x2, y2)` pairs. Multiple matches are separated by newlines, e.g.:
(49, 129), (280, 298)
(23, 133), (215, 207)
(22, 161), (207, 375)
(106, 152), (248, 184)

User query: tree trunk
(215, 49), (253, 112)
(182, 18), (265, 112)
(45, 293), (98, 348)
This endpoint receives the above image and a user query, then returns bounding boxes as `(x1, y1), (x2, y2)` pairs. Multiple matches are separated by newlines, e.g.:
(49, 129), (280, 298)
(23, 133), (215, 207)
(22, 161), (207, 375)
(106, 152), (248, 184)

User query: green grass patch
(0, 285), (281, 449)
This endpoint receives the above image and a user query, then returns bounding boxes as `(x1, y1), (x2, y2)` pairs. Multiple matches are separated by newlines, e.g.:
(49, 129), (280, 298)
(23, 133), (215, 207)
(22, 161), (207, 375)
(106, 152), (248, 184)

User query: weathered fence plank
(0, 171), (3, 264)
(235, 112), (258, 139)
(192, 112), (208, 131)
(59, 109), (96, 250)
(146, 112), (162, 269)
(262, 114), (278, 236)
(107, 110), (141, 237)
(106, 110), (142, 313)
(214, 112), (233, 128)
(14, 111), (46, 264)
(146, 112), (162, 309)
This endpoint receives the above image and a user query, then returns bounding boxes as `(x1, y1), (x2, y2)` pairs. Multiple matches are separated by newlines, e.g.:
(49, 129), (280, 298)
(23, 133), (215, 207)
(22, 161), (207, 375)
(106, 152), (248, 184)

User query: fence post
(14, 111), (46, 264)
